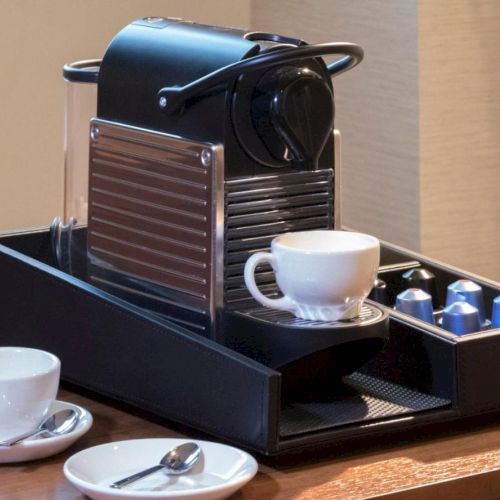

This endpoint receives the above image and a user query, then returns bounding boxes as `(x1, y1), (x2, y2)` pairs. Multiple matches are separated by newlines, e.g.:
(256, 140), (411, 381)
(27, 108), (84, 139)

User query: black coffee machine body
(4, 17), (498, 455)
(87, 18), (387, 388)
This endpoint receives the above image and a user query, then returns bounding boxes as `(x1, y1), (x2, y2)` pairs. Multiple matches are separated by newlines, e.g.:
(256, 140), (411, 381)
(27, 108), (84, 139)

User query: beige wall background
(252, 0), (500, 281)
(419, 1), (500, 280)
(1, 1), (499, 280)
(0, 0), (250, 230)
(252, 0), (420, 248)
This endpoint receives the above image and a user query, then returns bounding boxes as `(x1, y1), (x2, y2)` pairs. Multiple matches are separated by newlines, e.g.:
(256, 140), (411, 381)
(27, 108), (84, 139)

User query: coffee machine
(2, 16), (499, 455)
(86, 17), (388, 396)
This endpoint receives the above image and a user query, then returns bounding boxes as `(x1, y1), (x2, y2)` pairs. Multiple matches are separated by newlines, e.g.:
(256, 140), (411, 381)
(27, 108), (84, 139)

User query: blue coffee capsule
(445, 288), (465, 305)
(446, 279), (487, 327)
(441, 301), (481, 335)
(395, 288), (435, 324)
(401, 268), (440, 309)
(492, 296), (500, 329)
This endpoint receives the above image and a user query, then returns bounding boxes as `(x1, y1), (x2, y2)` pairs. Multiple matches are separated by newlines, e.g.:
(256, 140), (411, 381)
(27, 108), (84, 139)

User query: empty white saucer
(0, 400), (92, 464)
(63, 438), (258, 500)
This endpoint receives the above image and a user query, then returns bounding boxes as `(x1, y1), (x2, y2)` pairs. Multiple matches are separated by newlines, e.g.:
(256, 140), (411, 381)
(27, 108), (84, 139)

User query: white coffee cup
(0, 347), (60, 441)
(244, 230), (380, 321)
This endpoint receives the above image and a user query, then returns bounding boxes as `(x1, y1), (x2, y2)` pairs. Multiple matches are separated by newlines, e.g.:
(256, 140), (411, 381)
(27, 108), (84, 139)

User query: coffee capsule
(492, 296), (500, 329)
(369, 278), (388, 305)
(445, 288), (466, 305)
(441, 301), (481, 335)
(401, 268), (439, 309)
(446, 279), (486, 326)
(395, 288), (435, 324)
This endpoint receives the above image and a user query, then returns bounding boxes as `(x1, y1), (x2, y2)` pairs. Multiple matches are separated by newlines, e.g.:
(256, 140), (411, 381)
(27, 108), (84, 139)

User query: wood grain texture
(1, 388), (500, 499)
(0, 389), (189, 500)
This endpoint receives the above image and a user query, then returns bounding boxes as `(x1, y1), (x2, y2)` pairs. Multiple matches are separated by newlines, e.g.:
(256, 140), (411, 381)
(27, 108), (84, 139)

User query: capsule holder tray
(0, 228), (499, 455)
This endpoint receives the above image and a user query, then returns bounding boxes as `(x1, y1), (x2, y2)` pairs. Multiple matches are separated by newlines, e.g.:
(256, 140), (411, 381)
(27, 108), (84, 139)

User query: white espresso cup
(244, 230), (380, 321)
(0, 347), (60, 441)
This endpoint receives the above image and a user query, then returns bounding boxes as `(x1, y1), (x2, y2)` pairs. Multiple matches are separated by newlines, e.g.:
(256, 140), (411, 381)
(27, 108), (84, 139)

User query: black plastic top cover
(96, 18), (358, 175)
(97, 17), (258, 143)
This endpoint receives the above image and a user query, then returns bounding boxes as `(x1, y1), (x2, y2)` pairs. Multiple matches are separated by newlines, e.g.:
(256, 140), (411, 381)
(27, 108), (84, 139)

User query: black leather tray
(0, 227), (498, 455)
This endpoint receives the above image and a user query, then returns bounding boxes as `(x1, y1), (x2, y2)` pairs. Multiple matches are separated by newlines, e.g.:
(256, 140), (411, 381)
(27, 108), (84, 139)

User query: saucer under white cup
(244, 230), (380, 321)
(0, 400), (92, 463)
(0, 346), (60, 441)
(0, 346), (93, 462)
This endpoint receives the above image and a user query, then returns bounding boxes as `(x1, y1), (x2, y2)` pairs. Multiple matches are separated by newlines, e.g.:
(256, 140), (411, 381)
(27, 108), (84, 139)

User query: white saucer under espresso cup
(244, 230), (380, 321)
(0, 347), (60, 441)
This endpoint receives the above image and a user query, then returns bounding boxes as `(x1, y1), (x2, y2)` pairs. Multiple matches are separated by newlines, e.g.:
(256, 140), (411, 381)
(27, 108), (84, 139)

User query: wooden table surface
(1, 387), (500, 500)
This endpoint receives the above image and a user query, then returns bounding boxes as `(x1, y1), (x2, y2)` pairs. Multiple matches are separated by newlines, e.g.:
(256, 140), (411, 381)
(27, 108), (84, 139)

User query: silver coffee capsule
(395, 288), (435, 324)
(441, 301), (481, 335)
(446, 279), (487, 327)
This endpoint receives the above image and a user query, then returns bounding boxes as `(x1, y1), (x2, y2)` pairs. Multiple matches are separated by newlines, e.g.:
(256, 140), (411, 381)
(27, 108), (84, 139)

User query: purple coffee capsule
(441, 301), (481, 335)
(492, 296), (500, 329)
(446, 279), (487, 327)
(395, 288), (435, 325)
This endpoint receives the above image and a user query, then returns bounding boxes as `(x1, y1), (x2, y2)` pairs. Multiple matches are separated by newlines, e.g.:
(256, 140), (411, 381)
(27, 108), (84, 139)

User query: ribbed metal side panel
(224, 170), (334, 306)
(87, 120), (219, 329)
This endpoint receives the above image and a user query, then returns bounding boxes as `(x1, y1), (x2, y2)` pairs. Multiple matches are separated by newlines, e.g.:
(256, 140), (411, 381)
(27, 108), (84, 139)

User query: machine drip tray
(238, 302), (384, 329)
(280, 372), (451, 437)
(223, 301), (389, 371)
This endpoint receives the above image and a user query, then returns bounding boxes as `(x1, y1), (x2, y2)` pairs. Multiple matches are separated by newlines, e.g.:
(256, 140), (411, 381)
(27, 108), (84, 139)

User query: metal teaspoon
(0, 408), (79, 446)
(110, 442), (201, 489)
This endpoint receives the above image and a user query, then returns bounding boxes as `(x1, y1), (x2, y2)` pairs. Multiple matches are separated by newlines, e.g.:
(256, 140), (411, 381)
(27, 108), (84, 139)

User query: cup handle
(244, 252), (295, 313)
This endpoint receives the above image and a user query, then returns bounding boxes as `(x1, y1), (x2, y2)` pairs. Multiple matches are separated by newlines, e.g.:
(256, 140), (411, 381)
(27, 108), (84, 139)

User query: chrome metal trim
(89, 251), (207, 299)
(91, 201), (207, 237)
(90, 275), (206, 314)
(333, 129), (342, 229)
(91, 172), (208, 205)
(90, 187), (207, 222)
(92, 157), (208, 190)
(212, 144), (225, 339)
(378, 261), (421, 274)
(50, 216), (77, 275)
(90, 217), (207, 252)
(88, 245), (207, 286)
(88, 119), (219, 333)
(90, 118), (205, 153)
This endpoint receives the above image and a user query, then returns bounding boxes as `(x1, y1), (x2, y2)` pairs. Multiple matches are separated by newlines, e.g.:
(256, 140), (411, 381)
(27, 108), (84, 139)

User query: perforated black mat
(280, 372), (450, 437)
